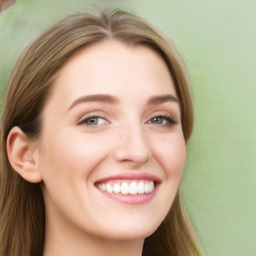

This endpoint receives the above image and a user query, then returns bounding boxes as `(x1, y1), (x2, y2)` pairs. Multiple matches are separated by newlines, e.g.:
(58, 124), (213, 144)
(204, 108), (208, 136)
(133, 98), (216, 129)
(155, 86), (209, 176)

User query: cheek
(38, 130), (113, 183)
(38, 130), (115, 221)
(154, 135), (186, 178)
(149, 134), (186, 225)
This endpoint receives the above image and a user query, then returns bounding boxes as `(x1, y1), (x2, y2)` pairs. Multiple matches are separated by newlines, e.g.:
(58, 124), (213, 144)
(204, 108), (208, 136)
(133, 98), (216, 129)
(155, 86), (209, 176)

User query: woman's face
(37, 41), (186, 242)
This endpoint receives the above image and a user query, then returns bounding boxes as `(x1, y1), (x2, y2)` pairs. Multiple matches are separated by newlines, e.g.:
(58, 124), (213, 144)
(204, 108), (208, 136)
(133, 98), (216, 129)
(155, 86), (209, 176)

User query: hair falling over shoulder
(0, 9), (202, 256)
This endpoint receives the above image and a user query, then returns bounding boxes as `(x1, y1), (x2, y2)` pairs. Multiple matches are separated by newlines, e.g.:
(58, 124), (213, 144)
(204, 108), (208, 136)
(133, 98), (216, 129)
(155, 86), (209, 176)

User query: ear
(7, 126), (42, 183)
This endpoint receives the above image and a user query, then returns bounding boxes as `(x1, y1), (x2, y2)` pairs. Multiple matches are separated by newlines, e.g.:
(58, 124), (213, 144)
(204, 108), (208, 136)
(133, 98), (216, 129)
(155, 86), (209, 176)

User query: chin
(100, 220), (161, 242)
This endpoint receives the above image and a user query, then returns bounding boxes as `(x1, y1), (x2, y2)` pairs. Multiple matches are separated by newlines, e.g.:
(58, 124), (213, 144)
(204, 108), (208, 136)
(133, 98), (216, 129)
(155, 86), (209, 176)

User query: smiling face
(36, 41), (186, 246)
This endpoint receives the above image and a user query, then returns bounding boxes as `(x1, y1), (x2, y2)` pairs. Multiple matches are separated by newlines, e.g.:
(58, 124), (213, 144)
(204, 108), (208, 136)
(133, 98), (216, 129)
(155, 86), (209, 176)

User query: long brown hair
(0, 9), (201, 256)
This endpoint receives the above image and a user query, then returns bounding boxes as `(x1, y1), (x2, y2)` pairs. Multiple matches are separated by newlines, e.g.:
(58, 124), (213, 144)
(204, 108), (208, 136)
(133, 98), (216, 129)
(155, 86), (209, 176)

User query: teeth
(98, 181), (155, 195)
(144, 182), (149, 193)
(148, 181), (154, 193)
(113, 183), (121, 193)
(98, 183), (106, 191)
(137, 181), (144, 194)
(102, 184), (106, 191)
(129, 182), (138, 195)
(106, 184), (113, 193)
(121, 183), (129, 194)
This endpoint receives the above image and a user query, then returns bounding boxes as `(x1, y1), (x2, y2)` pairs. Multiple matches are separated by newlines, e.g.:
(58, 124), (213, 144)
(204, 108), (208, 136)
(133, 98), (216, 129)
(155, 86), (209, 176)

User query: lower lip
(96, 185), (159, 205)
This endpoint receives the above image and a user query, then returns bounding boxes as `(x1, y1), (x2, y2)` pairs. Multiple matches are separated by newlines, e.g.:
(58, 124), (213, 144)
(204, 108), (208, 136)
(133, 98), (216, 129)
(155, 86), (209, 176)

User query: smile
(95, 174), (161, 204)
(97, 180), (155, 195)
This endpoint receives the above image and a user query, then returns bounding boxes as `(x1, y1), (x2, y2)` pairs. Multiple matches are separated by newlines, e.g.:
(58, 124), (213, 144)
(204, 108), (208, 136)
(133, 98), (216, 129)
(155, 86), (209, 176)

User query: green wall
(1, 1), (256, 255)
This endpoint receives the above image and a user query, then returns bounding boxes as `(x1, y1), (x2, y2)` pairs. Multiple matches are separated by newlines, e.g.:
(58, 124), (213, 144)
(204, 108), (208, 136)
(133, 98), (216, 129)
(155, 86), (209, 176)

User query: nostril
(113, 147), (152, 165)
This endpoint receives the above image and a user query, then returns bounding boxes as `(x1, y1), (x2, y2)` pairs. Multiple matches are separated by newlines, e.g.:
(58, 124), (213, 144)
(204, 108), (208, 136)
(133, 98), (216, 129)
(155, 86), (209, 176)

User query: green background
(1, 1), (256, 255)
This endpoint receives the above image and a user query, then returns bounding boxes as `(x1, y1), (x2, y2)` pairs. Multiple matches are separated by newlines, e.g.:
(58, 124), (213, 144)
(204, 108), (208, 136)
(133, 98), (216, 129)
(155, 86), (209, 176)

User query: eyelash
(148, 115), (177, 126)
(78, 114), (176, 127)
(78, 115), (108, 126)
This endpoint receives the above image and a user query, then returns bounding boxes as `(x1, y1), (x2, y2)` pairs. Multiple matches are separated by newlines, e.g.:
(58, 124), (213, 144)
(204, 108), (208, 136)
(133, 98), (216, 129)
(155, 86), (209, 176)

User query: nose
(113, 125), (152, 165)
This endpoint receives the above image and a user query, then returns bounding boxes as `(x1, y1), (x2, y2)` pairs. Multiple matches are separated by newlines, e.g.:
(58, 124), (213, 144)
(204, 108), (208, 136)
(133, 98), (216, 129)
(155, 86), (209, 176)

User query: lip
(94, 172), (161, 205)
(97, 186), (159, 204)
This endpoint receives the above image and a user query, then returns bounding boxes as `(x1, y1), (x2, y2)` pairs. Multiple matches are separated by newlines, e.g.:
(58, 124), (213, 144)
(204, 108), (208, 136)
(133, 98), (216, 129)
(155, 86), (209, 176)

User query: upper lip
(94, 172), (162, 185)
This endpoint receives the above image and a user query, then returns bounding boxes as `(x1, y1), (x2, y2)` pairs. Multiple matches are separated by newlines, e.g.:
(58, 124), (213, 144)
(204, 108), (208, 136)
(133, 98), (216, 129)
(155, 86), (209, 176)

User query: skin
(8, 41), (186, 256)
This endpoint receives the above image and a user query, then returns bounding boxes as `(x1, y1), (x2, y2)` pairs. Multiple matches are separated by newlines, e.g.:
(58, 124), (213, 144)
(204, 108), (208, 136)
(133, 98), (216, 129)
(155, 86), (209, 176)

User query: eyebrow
(68, 93), (179, 111)
(147, 94), (179, 105)
(68, 94), (120, 110)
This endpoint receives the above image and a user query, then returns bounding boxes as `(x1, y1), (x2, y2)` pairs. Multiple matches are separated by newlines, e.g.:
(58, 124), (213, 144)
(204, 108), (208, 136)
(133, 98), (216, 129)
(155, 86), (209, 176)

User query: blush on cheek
(159, 143), (186, 175)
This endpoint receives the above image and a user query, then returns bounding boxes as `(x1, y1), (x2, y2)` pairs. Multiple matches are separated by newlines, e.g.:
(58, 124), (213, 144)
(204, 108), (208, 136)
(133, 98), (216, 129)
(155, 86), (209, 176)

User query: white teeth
(106, 184), (113, 193)
(129, 182), (138, 195)
(121, 183), (129, 194)
(101, 183), (106, 191)
(113, 183), (121, 193)
(148, 181), (154, 193)
(98, 181), (155, 195)
(137, 181), (144, 194)
(144, 182), (149, 193)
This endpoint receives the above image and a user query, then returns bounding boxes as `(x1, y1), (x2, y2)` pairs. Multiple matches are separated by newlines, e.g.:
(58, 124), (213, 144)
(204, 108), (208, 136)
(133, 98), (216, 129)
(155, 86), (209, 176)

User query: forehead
(48, 41), (176, 105)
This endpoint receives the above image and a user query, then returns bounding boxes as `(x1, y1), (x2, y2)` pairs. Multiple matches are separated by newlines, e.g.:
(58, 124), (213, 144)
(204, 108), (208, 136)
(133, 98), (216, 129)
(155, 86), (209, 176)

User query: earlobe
(7, 126), (42, 183)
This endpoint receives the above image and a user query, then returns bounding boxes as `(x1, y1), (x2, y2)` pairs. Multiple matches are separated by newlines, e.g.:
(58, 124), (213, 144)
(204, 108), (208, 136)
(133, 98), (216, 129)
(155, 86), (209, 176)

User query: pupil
(153, 117), (162, 124)
(87, 118), (97, 124)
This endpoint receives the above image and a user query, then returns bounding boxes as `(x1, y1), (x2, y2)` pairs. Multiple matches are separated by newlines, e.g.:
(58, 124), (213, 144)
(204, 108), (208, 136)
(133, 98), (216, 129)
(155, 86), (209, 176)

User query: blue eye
(80, 116), (107, 126)
(149, 116), (176, 125)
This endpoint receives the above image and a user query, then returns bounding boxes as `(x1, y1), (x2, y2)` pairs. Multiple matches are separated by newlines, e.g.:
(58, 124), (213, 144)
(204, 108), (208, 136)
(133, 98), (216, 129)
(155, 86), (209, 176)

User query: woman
(0, 9), (201, 256)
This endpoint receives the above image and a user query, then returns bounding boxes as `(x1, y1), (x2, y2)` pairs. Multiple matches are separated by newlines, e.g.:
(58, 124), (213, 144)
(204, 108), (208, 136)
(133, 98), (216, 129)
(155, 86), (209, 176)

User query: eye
(79, 116), (108, 126)
(149, 115), (176, 126)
